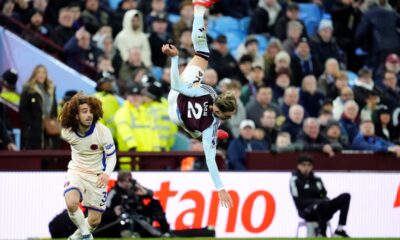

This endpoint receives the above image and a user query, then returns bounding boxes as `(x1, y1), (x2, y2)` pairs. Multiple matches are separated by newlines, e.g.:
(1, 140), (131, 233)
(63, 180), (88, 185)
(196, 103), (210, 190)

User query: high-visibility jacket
(114, 101), (161, 170)
(147, 98), (178, 151)
(0, 92), (20, 106)
(94, 91), (120, 139)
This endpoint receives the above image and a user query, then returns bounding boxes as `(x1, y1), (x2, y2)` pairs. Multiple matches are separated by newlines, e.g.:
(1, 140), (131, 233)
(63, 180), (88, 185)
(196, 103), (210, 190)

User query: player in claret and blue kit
(60, 94), (117, 240)
(162, 0), (236, 208)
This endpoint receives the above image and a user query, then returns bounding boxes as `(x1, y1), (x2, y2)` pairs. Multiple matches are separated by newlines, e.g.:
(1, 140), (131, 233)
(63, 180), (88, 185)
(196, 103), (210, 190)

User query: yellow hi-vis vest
(147, 98), (178, 151)
(0, 92), (20, 106)
(94, 91), (120, 139)
(114, 101), (161, 170)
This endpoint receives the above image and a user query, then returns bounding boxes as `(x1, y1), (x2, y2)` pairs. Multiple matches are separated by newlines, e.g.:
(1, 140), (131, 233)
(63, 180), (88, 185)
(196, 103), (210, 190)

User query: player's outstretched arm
(161, 44), (207, 97)
(202, 122), (233, 208)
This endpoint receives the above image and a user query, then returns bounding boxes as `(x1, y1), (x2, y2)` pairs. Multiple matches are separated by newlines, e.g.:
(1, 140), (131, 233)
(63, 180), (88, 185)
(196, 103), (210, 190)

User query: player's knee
(88, 215), (101, 227)
(66, 202), (79, 212)
(339, 193), (351, 202)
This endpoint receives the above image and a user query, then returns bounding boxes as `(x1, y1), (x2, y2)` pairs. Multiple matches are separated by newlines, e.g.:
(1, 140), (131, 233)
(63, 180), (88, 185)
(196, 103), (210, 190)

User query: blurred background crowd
(1, 0), (400, 170)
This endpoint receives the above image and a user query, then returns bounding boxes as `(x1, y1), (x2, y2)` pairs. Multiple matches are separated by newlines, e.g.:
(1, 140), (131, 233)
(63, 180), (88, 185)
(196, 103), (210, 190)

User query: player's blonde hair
(60, 93), (103, 131)
(214, 91), (237, 113)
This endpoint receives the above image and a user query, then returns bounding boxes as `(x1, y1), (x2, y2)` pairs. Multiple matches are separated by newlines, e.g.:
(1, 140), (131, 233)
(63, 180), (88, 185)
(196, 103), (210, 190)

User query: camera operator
(104, 171), (171, 237)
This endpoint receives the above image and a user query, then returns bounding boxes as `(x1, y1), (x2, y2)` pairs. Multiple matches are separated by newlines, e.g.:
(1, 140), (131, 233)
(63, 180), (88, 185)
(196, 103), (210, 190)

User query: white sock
(85, 218), (97, 232)
(69, 229), (81, 240)
(194, 5), (206, 17)
(68, 209), (90, 235)
(337, 225), (345, 231)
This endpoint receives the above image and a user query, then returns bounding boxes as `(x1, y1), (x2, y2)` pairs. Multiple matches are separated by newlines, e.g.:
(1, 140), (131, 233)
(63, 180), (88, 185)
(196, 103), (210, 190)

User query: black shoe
(316, 228), (327, 237)
(334, 229), (350, 237)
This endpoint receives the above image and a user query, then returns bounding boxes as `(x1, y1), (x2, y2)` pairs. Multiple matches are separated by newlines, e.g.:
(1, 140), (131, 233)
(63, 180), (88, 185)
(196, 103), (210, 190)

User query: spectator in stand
(262, 37), (283, 77)
(339, 100), (360, 143)
(280, 86), (300, 118)
(290, 38), (322, 86)
(318, 109), (334, 132)
(282, 20), (304, 55)
(203, 68), (218, 90)
(114, 9), (152, 67)
(318, 58), (341, 96)
(0, 118), (17, 151)
(212, 0), (254, 18)
(226, 80), (246, 138)
(80, 0), (109, 34)
(290, 155), (351, 237)
(360, 89), (380, 121)
(355, 0), (400, 69)
(333, 86), (354, 120)
(172, 1), (193, 44)
(272, 68), (291, 105)
(19, 65), (57, 149)
(249, 0), (282, 35)
(149, 14), (173, 68)
(327, 71), (348, 100)
(266, 50), (292, 85)
(352, 120), (400, 157)
(300, 75), (325, 117)
(380, 70), (400, 111)
(160, 66), (171, 96)
(281, 104), (305, 141)
(68, 1), (83, 31)
(235, 54), (253, 85)
(227, 119), (268, 170)
(111, 0), (138, 36)
(260, 108), (279, 147)
(375, 54), (400, 88)
(236, 36), (263, 68)
(0, 69), (20, 107)
(353, 67), (381, 109)
(32, 0), (48, 13)
(246, 86), (278, 128)
(21, 10), (51, 49)
(374, 107), (399, 143)
(145, 0), (172, 33)
(92, 25), (113, 49)
(296, 118), (339, 156)
(13, 0), (30, 23)
(209, 35), (241, 82)
(94, 71), (120, 140)
(177, 28), (195, 64)
(51, 7), (75, 47)
(271, 131), (302, 152)
(240, 64), (266, 105)
(98, 36), (123, 75)
(310, 19), (344, 67)
(64, 27), (102, 72)
(324, 119), (349, 149)
(330, 0), (362, 71)
(274, 2), (307, 41)
(96, 56), (115, 75)
(118, 47), (150, 86)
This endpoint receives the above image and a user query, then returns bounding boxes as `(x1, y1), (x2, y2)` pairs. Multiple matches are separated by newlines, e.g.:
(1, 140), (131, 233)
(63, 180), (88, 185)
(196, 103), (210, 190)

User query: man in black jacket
(289, 155), (351, 237)
(103, 171), (170, 237)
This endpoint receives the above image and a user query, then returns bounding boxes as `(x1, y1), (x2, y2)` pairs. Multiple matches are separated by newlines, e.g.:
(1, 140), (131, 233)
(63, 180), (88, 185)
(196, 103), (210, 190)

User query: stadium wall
(0, 172), (399, 239)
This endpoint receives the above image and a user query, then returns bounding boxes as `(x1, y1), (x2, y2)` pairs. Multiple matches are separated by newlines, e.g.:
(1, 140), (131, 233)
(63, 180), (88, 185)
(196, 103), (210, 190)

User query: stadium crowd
(1, 0), (400, 170)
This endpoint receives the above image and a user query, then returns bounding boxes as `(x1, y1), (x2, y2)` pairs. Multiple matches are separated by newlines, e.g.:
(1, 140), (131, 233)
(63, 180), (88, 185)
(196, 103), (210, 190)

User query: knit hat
(318, 19), (333, 31)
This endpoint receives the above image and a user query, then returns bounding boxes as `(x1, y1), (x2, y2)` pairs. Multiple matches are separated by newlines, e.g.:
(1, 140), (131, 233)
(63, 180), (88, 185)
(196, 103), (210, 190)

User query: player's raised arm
(202, 120), (233, 208)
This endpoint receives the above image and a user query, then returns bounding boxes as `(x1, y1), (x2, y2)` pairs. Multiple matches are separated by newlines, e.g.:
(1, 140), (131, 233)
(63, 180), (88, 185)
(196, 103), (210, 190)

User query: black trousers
(305, 193), (351, 233)
(138, 198), (170, 233)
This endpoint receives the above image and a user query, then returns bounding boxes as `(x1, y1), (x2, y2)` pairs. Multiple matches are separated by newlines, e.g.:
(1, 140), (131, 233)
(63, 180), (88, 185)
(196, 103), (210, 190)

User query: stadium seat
(296, 221), (332, 237)
(347, 71), (357, 86)
(151, 66), (163, 81)
(207, 29), (219, 40)
(168, 14), (181, 24)
(109, 0), (122, 9)
(239, 16), (251, 33)
(299, 3), (322, 36)
(254, 34), (268, 54)
(213, 16), (240, 34)
(224, 30), (246, 52)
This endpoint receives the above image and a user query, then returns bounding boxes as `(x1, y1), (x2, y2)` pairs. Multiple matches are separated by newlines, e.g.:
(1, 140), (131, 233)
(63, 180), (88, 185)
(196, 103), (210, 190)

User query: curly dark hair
(60, 93), (103, 132)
